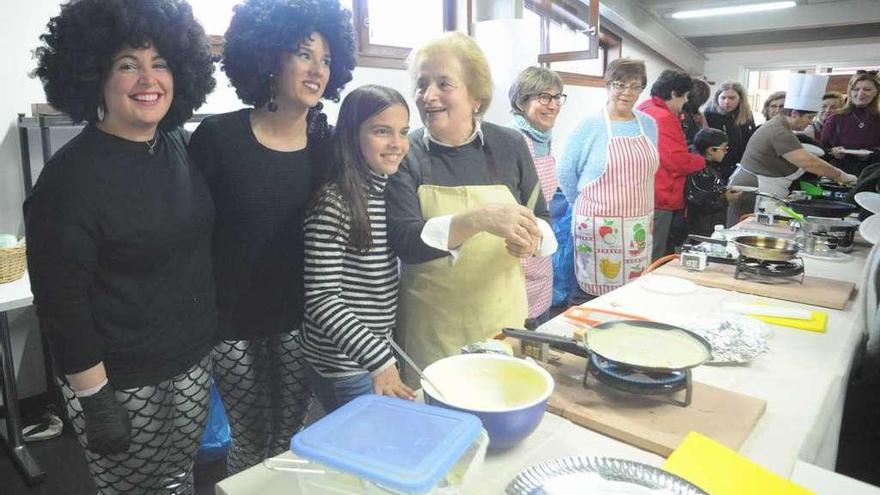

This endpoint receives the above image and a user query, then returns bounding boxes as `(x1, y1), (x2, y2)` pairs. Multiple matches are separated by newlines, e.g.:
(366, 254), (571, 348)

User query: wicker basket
(0, 240), (26, 283)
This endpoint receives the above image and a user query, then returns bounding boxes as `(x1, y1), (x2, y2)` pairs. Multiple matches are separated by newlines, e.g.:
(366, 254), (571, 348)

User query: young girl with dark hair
(300, 85), (414, 412)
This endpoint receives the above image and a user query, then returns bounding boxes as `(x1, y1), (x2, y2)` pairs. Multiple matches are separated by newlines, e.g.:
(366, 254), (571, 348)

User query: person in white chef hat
(728, 73), (858, 215)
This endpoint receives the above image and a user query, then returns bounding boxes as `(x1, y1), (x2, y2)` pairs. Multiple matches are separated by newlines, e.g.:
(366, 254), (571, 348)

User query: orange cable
(646, 253), (678, 273)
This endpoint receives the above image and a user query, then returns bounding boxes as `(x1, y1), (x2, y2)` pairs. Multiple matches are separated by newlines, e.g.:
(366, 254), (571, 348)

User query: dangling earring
(267, 73), (278, 113)
(96, 102), (105, 122)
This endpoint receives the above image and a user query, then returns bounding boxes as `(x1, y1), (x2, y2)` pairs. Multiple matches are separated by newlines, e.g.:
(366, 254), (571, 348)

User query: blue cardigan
(557, 110), (658, 203)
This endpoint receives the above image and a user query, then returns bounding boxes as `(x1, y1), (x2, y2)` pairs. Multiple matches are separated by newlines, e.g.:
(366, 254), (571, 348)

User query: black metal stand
(0, 312), (46, 485)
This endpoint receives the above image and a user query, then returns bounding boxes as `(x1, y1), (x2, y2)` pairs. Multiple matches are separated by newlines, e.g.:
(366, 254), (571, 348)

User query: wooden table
(0, 272), (44, 485)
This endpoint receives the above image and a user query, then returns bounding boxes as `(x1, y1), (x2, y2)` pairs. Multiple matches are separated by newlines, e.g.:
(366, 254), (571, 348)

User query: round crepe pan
(583, 320), (712, 373)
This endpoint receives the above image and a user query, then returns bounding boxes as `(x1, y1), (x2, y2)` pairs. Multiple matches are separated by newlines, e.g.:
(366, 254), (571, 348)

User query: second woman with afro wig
(186, 0), (355, 474)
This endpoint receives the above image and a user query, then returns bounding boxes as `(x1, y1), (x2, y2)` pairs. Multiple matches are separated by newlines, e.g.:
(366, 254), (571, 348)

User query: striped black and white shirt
(301, 173), (398, 377)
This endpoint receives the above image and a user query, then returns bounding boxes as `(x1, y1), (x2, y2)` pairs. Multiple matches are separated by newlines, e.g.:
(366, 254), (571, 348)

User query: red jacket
(637, 96), (705, 210)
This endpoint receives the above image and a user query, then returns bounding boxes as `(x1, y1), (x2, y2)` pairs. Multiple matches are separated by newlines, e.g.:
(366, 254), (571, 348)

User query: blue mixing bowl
(421, 354), (554, 450)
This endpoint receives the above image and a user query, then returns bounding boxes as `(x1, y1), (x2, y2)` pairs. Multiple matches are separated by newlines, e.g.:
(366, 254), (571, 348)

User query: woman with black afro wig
(26, 0), (216, 493)
(187, 0), (355, 474)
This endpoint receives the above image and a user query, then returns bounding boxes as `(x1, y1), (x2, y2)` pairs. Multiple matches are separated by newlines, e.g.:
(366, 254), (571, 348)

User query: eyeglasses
(710, 145), (729, 152)
(610, 81), (645, 93)
(534, 92), (567, 106)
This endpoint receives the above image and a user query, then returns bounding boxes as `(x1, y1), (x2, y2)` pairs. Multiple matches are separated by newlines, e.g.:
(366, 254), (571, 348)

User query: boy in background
(686, 128), (743, 236)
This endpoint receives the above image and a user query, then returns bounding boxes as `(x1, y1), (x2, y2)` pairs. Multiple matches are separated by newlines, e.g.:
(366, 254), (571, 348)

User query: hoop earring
(267, 73), (278, 113)
(96, 102), (105, 122)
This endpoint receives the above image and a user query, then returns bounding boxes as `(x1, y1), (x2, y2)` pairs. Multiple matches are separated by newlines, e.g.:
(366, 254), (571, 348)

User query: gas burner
(734, 256), (805, 284)
(583, 354), (693, 407)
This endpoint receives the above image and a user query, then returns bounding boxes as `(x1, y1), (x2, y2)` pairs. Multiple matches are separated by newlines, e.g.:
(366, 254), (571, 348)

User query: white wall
(703, 38), (880, 86)
(0, 1), (64, 236)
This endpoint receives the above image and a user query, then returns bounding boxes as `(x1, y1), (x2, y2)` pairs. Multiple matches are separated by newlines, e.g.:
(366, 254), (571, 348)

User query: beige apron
(398, 184), (529, 372)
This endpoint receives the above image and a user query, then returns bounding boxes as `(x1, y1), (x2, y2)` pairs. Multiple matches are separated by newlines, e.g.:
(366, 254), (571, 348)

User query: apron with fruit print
(573, 111), (659, 296)
(520, 133), (557, 318)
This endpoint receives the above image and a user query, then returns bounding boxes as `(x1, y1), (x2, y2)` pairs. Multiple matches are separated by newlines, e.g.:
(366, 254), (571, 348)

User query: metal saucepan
(733, 234), (800, 261)
(756, 192), (857, 218)
(503, 320), (712, 373)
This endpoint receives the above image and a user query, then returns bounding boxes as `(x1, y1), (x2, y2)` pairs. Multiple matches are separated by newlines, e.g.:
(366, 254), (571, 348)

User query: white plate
(728, 185), (758, 193)
(800, 251), (851, 262)
(639, 275), (697, 295)
(842, 148), (873, 157)
(855, 192), (880, 214)
(802, 143), (825, 157)
(859, 214), (880, 245)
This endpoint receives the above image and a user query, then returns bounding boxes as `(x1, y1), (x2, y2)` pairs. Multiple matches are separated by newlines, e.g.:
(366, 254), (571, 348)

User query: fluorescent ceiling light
(670, 1), (796, 19)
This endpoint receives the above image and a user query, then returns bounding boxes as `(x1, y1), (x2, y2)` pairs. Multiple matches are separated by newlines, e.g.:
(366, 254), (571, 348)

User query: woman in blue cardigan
(557, 58), (659, 297)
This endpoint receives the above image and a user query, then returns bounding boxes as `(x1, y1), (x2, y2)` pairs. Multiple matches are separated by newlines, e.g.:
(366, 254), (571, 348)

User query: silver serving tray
(506, 456), (707, 495)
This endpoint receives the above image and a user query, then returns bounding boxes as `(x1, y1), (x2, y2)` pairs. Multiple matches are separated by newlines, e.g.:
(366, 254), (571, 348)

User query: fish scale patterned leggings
(212, 329), (313, 475)
(61, 355), (212, 494)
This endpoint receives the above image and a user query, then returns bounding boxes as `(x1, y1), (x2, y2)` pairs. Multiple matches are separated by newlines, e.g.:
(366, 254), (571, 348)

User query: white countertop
(0, 271), (32, 313)
(215, 237), (875, 494)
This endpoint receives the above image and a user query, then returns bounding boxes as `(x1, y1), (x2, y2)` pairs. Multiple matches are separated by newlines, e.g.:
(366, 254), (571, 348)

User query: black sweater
(25, 126), (216, 389)
(188, 109), (325, 340)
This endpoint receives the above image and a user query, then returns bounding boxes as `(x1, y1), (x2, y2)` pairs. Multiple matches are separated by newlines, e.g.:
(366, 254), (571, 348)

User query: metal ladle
(387, 337), (450, 402)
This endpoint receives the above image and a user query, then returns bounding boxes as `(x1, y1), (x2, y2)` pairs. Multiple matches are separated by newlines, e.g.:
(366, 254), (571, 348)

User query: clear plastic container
(271, 395), (486, 494)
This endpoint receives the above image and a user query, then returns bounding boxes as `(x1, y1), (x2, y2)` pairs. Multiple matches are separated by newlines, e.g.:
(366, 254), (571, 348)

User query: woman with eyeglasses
(760, 91), (786, 124)
(558, 58), (659, 297)
(821, 71), (880, 176)
(704, 81), (757, 181)
(508, 66), (565, 326)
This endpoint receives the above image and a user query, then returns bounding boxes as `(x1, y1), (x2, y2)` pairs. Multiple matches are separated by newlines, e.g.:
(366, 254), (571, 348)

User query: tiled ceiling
(634, 0), (880, 51)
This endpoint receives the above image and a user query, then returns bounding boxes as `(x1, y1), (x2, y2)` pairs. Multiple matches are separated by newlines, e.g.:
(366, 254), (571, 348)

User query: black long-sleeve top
(704, 110), (757, 181)
(685, 160), (729, 236)
(386, 122), (550, 264)
(188, 109), (326, 340)
(24, 126), (216, 389)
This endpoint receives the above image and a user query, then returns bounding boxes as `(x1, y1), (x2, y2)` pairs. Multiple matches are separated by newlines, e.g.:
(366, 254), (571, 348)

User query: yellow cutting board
(664, 432), (814, 495)
(751, 310), (828, 333)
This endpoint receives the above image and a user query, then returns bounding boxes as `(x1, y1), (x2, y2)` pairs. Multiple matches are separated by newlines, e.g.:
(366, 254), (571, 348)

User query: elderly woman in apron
(386, 33), (557, 372)
(557, 58), (659, 297)
(729, 74), (857, 217)
(508, 66), (566, 326)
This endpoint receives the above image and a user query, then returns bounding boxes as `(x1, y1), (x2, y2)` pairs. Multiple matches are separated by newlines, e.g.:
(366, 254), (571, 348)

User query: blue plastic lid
(291, 395), (482, 494)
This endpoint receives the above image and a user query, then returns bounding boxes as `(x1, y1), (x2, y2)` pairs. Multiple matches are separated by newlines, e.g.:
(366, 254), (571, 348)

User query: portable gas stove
(584, 354), (693, 407)
(733, 256), (805, 284)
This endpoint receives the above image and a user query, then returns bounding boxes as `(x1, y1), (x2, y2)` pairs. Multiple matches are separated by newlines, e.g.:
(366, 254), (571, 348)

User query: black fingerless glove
(78, 384), (131, 455)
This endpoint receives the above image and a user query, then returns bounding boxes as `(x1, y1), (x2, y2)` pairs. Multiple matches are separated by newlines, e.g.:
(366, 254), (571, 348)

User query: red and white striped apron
(574, 111), (659, 296)
(520, 133), (558, 318)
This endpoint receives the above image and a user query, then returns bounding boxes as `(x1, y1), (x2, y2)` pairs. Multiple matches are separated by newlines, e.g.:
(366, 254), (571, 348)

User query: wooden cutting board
(653, 262), (854, 310)
(541, 351), (766, 458)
